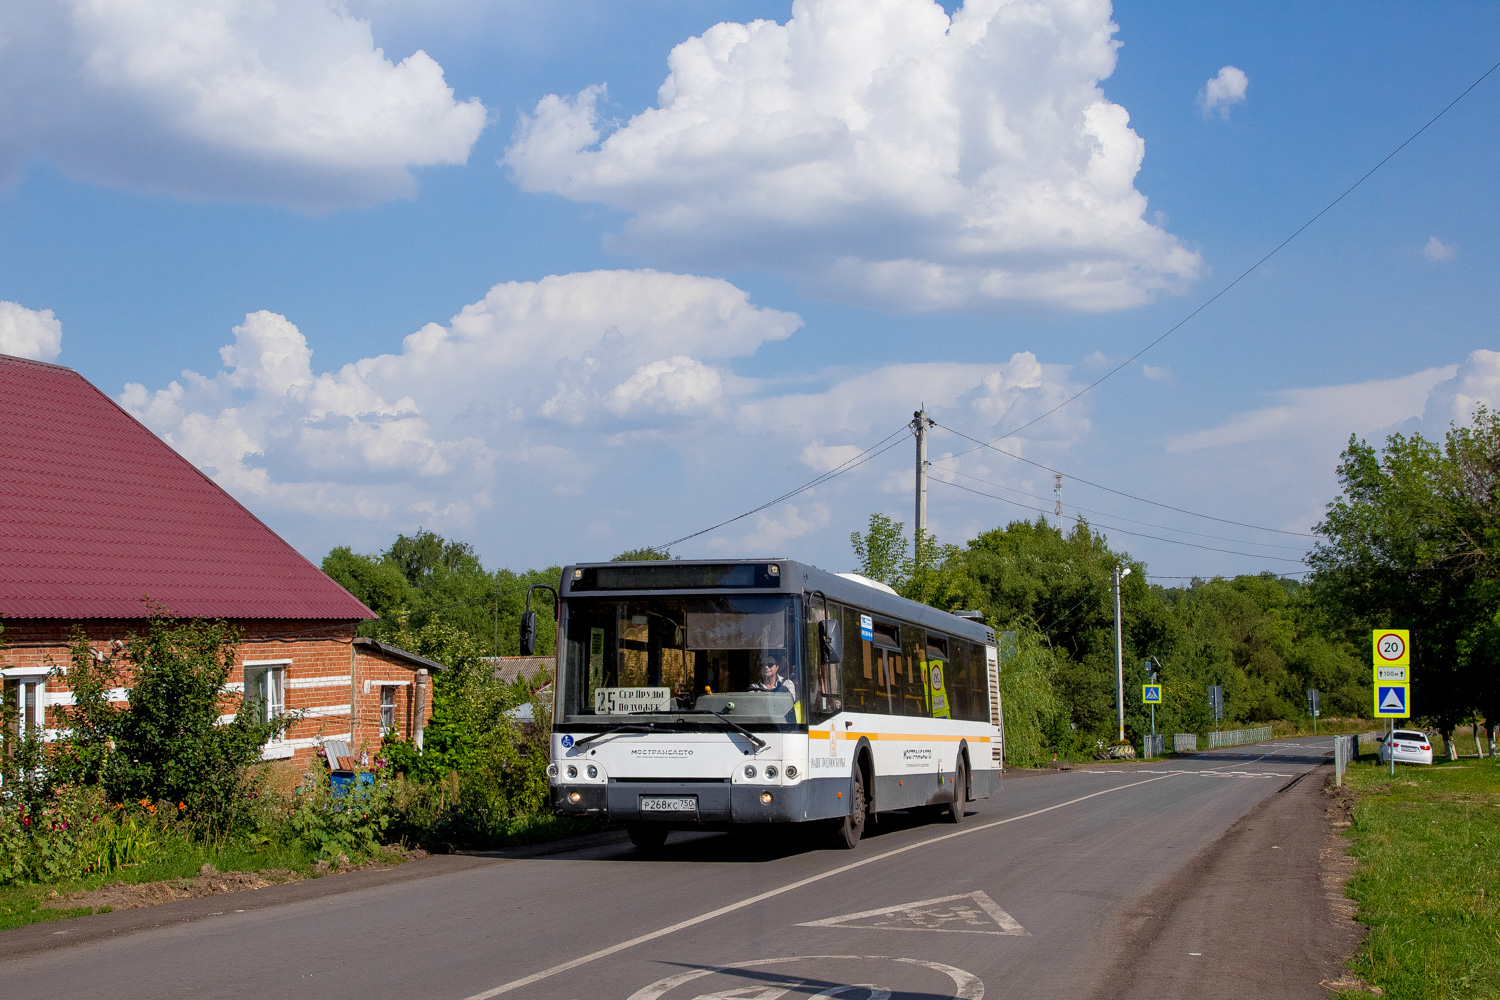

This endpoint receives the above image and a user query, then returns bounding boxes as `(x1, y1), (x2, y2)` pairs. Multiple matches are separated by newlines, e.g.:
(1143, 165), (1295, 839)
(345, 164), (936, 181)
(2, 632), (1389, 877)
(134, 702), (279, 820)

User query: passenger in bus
(751, 651), (796, 696)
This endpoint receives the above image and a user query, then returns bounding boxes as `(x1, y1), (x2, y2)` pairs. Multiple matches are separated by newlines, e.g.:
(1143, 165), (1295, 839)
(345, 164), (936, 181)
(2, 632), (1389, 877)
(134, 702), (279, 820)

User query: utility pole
(1114, 564), (1131, 742)
(1146, 656), (1162, 741)
(911, 406), (934, 562)
(1053, 473), (1063, 529)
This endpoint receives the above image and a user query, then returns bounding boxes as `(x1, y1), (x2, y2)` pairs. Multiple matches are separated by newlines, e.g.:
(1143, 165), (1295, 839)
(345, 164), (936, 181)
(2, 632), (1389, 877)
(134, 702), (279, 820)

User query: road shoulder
(1086, 769), (1365, 1000)
(0, 854), (498, 964)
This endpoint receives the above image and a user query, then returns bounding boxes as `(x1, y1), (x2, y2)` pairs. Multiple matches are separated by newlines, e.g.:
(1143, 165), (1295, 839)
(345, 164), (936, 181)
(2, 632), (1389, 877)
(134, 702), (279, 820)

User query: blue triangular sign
(1378, 686), (1406, 713)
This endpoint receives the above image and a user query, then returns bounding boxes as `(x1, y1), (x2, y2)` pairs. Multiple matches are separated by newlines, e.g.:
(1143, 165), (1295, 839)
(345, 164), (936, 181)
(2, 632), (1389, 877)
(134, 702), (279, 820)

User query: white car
(1378, 730), (1434, 765)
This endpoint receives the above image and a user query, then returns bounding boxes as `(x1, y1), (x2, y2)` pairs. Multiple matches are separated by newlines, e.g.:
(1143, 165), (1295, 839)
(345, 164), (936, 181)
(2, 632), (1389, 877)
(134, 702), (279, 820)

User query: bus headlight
(586, 764), (599, 779)
(566, 765), (578, 779)
(569, 791), (582, 803)
(546, 763), (558, 778)
(760, 792), (773, 804)
(785, 765), (798, 779)
(764, 765), (778, 779)
(743, 764), (757, 779)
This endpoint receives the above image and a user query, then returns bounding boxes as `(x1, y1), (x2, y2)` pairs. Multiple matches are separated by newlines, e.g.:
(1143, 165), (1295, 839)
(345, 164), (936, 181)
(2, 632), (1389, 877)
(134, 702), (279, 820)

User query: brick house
(0, 353), (438, 768)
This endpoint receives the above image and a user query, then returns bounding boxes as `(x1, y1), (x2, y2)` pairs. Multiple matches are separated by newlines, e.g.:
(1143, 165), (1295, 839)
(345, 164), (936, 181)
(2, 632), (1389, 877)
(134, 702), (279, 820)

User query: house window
(4, 677), (46, 735)
(380, 686), (397, 735)
(244, 663), (286, 725)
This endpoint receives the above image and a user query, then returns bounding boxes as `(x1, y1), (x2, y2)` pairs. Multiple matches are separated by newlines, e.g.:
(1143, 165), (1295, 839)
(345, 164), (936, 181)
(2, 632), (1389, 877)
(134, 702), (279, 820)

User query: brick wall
(0, 618), (437, 769)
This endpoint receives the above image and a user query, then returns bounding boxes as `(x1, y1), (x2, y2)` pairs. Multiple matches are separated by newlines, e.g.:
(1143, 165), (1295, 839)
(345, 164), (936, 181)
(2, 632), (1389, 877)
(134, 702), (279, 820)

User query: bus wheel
(940, 758), (966, 824)
(829, 764), (867, 849)
(627, 823), (669, 853)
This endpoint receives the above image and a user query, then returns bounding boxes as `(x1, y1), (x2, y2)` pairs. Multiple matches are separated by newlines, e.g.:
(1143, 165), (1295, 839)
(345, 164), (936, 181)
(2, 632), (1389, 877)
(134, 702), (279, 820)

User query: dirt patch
(1319, 782), (1379, 995)
(43, 848), (428, 914)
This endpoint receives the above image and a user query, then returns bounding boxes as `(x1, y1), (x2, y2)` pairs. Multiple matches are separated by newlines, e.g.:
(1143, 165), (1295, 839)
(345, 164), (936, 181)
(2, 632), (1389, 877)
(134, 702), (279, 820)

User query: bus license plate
(640, 795), (697, 814)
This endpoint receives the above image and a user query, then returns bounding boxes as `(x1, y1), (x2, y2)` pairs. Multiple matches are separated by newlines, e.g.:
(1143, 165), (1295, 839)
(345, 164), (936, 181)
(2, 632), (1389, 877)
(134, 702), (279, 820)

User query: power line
(940, 466), (1311, 551)
(934, 477), (1307, 564)
(930, 419), (1316, 538)
(651, 424), (913, 551)
(932, 55), (1500, 454)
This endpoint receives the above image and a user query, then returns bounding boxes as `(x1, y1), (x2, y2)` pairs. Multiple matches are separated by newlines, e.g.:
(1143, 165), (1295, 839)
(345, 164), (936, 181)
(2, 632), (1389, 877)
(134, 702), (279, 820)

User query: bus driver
(751, 651), (796, 696)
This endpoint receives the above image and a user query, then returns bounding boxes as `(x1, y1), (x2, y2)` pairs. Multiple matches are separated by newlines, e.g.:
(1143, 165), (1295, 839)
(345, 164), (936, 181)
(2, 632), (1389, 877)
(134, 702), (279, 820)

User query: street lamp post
(1114, 565), (1131, 743)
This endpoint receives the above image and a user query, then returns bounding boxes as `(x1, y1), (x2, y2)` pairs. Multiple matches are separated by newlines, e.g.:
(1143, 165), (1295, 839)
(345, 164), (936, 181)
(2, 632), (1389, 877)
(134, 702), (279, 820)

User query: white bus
(540, 559), (1003, 850)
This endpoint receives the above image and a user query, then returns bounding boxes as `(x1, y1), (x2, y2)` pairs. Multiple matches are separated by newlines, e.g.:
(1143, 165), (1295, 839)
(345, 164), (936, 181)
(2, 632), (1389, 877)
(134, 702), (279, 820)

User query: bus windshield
(560, 595), (803, 725)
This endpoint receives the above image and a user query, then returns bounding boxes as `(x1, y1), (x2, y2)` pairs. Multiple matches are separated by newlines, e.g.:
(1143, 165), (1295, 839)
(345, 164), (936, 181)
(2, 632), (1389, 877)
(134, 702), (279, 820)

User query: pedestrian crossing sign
(1142, 684), (1162, 704)
(1375, 684), (1409, 718)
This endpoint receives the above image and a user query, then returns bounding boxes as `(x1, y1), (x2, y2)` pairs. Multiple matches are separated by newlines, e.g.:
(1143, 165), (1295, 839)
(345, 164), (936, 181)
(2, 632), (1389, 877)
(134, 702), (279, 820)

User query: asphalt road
(1, 736), (1355, 1000)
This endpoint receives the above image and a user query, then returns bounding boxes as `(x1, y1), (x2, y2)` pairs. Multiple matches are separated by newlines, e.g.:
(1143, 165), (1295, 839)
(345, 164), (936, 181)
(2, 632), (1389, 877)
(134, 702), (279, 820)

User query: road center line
(459, 772), (1179, 999)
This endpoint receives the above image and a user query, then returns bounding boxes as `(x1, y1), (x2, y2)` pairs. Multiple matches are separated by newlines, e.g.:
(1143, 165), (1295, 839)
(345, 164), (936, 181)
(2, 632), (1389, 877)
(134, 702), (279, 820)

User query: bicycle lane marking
(459, 772), (1181, 1000)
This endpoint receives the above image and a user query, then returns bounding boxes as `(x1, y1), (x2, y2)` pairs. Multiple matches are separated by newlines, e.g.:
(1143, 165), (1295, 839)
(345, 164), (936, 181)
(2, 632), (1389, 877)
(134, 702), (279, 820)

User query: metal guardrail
(1141, 734), (1166, 758)
(1207, 725), (1273, 749)
(1172, 733), (1197, 752)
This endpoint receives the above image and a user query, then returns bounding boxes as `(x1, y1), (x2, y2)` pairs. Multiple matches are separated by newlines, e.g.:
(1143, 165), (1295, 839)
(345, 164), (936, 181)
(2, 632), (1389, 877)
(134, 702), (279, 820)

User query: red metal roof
(0, 354), (375, 621)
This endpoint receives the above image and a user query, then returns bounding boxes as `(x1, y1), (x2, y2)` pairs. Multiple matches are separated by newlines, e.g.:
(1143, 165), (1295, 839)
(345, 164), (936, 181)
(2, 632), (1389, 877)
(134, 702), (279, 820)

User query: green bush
(372, 612), (555, 848)
(285, 779), (394, 860)
(51, 617), (291, 832)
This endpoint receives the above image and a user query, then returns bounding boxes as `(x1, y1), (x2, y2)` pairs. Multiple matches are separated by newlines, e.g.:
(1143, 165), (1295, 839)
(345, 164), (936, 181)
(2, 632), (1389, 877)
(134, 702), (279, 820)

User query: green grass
(0, 837), (321, 934)
(1334, 755), (1500, 999)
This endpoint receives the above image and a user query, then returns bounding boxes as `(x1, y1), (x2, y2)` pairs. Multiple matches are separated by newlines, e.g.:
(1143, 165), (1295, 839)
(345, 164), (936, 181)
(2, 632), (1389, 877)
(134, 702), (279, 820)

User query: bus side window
(840, 605), (874, 713)
(948, 639), (971, 721)
(808, 600), (844, 721)
(968, 640), (989, 722)
(901, 626), (927, 717)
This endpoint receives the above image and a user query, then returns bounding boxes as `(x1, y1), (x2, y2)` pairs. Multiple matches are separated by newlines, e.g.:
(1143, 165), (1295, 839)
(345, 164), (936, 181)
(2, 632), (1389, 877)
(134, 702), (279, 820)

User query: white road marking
(625, 955), (983, 1000)
(797, 890), (1026, 936)
(458, 773), (1177, 999)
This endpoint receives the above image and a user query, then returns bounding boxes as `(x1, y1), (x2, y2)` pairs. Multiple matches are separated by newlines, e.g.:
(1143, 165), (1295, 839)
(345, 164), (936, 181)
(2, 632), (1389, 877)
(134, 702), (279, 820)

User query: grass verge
(1333, 755), (1500, 999)
(0, 838), (320, 934)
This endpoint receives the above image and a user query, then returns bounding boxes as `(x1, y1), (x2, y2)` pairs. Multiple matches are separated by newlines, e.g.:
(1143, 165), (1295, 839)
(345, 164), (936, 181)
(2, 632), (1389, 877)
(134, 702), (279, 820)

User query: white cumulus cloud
(0, 0), (486, 208)
(117, 269), (1091, 563)
(0, 301), (63, 361)
(1422, 236), (1456, 262)
(1199, 65), (1248, 118)
(1414, 350), (1500, 432)
(120, 271), (801, 528)
(503, 0), (1200, 312)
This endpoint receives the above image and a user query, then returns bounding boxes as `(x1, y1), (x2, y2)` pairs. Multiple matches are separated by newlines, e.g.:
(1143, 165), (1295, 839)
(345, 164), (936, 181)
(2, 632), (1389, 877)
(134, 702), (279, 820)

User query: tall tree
(1309, 408), (1500, 751)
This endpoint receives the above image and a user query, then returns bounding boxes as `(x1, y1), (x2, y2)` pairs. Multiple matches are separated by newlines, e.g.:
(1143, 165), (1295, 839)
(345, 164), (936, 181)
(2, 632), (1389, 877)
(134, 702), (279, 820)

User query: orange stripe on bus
(809, 731), (990, 743)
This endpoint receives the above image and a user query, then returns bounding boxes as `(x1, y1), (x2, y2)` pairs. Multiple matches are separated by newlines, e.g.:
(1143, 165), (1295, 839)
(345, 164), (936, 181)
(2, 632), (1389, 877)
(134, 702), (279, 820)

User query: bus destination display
(595, 686), (672, 715)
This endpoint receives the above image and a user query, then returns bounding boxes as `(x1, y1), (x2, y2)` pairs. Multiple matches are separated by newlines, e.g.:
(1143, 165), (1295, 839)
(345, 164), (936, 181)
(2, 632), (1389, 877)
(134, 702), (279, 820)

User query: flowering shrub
(0, 785), (177, 886)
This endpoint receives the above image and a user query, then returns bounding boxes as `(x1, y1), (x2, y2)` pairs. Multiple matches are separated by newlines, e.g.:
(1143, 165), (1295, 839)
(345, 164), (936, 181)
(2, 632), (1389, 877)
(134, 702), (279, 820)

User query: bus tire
(829, 763), (868, 849)
(941, 757), (966, 824)
(627, 823), (669, 853)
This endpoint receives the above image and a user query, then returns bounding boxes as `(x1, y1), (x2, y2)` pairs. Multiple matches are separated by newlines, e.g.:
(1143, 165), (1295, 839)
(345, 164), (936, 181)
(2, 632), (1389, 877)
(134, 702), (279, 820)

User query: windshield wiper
(709, 709), (768, 751)
(571, 723), (657, 749)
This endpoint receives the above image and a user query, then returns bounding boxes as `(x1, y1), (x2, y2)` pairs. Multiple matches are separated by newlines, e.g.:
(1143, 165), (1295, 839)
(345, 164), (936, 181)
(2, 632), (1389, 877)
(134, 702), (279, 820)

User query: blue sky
(2, 0), (1497, 580)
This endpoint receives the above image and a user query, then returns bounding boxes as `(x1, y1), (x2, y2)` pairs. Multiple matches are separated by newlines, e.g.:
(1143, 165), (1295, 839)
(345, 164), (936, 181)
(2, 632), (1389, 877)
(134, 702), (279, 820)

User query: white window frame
(4, 675), (47, 734)
(379, 685), (397, 735)
(243, 659), (290, 727)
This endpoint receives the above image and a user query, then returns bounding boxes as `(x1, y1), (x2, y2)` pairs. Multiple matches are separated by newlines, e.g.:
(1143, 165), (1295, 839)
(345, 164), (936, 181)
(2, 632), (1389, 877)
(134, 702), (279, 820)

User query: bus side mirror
(520, 610), (538, 656)
(819, 619), (842, 665)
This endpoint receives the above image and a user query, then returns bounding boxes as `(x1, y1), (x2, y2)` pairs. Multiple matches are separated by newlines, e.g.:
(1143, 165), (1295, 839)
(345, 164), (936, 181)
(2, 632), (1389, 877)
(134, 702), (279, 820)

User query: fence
(1207, 725), (1273, 749)
(1141, 734), (1166, 758)
(1333, 734), (1356, 786)
(1172, 733), (1197, 752)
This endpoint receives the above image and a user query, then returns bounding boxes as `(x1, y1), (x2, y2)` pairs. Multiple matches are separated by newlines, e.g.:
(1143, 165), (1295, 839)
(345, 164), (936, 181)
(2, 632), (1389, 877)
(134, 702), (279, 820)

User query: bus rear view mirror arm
(520, 583), (559, 656)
